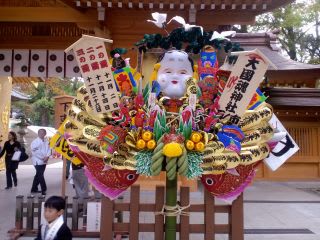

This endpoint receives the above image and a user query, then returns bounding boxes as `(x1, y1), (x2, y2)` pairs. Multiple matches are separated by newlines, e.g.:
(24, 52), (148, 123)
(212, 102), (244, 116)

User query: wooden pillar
(204, 189), (215, 240)
(0, 76), (12, 170)
(15, 195), (24, 230)
(230, 193), (244, 240)
(180, 186), (190, 240)
(100, 195), (114, 240)
(61, 157), (67, 197)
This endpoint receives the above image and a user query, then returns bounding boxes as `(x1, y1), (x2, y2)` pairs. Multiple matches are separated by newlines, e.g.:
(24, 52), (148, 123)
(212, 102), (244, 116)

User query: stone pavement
(1, 159), (320, 240)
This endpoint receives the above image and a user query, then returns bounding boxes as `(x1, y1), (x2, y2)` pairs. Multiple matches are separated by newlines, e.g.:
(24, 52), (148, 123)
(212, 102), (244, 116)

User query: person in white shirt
(30, 129), (51, 196)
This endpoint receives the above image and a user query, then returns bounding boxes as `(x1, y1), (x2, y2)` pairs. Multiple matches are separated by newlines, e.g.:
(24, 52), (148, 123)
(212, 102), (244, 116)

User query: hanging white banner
(218, 49), (276, 123)
(65, 35), (120, 114)
(264, 114), (299, 171)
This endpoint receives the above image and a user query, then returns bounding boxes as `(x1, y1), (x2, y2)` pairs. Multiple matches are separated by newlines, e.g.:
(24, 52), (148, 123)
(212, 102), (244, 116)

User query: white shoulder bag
(12, 151), (22, 161)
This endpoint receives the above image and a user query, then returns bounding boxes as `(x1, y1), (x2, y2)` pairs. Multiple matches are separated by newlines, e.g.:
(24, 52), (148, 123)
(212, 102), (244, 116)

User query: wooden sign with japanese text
(218, 49), (274, 123)
(65, 35), (120, 114)
(54, 95), (73, 129)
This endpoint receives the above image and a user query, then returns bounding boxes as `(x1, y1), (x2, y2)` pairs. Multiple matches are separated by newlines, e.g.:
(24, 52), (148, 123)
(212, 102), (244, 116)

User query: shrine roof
(231, 32), (320, 71)
(0, 0), (294, 14)
(11, 88), (31, 101)
(266, 88), (320, 107)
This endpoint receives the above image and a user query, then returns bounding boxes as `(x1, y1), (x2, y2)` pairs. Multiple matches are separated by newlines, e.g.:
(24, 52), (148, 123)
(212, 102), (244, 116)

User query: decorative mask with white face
(156, 50), (193, 99)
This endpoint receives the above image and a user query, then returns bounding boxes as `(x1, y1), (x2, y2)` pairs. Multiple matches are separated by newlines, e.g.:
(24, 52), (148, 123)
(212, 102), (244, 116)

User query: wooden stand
(100, 185), (244, 240)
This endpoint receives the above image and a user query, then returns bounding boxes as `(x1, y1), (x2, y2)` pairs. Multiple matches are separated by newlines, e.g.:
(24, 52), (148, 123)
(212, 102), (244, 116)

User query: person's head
(156, 50), (194, 99)
(44, 196), (65, 223)
(38, 128), (47, 140)
(8, 131), (17, 142)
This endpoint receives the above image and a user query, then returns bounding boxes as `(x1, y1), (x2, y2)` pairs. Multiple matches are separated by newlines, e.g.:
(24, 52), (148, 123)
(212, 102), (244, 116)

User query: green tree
(16, 78), (83, 126)
(248, 0), (320, 63)
(30, 97), (54, 126)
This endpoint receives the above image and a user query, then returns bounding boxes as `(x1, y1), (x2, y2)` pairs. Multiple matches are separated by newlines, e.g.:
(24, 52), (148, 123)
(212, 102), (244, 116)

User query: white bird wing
(151, 12), (160, 20)
(209, 31), (223, 41)
(220, 31), (236, 37)
(168, 16), (186, 26)
(210, 31), (236, 41)
(156, 13), (167, 23)
(147, 12), (167, 28)
(185, 24), (203, 35)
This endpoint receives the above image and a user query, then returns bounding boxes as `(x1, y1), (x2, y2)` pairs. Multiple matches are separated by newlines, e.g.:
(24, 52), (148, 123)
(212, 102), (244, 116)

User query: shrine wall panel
(256, 121), (320, 180)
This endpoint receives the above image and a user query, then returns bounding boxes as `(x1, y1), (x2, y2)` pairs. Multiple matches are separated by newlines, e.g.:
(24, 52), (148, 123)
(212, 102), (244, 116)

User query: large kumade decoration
(56, 13), (297, 208)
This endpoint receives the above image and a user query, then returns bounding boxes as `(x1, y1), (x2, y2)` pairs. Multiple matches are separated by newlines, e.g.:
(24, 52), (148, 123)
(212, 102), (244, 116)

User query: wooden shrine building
(0, 0), (319, 181)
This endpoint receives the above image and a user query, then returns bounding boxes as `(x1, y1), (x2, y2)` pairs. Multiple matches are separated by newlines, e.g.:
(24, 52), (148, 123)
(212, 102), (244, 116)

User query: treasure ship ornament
(57, 14), (298, 204)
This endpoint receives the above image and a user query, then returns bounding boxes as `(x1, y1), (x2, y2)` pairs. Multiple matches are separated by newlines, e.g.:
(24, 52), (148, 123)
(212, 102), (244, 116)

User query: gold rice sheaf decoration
(240, 143), (270, 165)
(224, 151), (241, 169)
(72, 98), (86, 112)
(203, 141), (225, 158)
(201, 163), (227, 175)
(256, 123), (274, 142)
(68, 81), (275, 176)
(103, 153), (137, 171)
(83, 125), (102, 140)
(241, 130), (262, 147)
(125, 129), (143, 150)
(68, 138), (105, 158)
(67, 105), (103, 129)
(64, 121), (83, 139)
(239, 103), (273, 131)
(75, 87), (112, 126)
(102, 143), (136, 170)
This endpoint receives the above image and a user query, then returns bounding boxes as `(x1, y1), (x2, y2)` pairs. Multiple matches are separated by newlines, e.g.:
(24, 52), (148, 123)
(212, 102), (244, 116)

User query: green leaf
(178, 115), (184, 134)
(143, 83), (150, 106)
(185, 120), (192, 140)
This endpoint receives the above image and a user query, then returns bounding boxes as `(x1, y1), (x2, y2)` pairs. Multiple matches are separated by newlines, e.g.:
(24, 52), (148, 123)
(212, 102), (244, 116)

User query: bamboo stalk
(165, 173), (177, 240)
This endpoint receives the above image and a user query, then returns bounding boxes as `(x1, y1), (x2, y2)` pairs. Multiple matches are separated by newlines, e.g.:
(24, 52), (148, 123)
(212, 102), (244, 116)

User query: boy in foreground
(35, 196), (72, 240)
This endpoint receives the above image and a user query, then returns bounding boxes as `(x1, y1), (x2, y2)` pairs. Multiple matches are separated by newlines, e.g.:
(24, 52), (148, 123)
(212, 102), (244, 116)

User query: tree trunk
(41, 110), (49, 126)
(286, 27), (297, 60)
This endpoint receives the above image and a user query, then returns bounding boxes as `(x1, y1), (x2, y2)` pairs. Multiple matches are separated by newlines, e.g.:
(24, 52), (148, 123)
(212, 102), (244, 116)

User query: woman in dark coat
(0, 131), (21, 189)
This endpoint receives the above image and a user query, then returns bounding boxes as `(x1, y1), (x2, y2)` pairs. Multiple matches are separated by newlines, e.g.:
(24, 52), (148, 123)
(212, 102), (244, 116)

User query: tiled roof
(231, 32), (320, 71)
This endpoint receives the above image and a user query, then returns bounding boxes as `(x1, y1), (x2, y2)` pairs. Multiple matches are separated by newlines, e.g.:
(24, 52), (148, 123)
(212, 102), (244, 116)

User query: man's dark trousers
(31, 165), (47, 194)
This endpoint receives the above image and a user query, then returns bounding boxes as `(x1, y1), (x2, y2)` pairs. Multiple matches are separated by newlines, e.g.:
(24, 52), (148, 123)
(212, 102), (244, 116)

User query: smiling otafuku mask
(156, 50), (193, 99)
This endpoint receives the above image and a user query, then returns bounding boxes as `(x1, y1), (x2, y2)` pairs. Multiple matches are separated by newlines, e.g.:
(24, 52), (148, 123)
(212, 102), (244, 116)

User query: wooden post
(155, 186), (165, 240)
(129, 185), (140, 240)
(63, 196), (68, 223)
(204, 189), (215, 240)
(38, 196), (45, 227)
(15, 196), (24, 230)
(26, 196), (34, 230)
(0, 76), (12, 171)
(61, 157), (67, 197)
(230, 193), (244, 240)
(179, 186), (190, 240)
(72, 197), (79, 231)
(100, 195), (114, 240)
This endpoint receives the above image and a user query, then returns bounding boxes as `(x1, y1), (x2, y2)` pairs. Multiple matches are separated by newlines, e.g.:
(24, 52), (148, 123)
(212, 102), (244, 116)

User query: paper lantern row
(0, 49), (81, 78)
